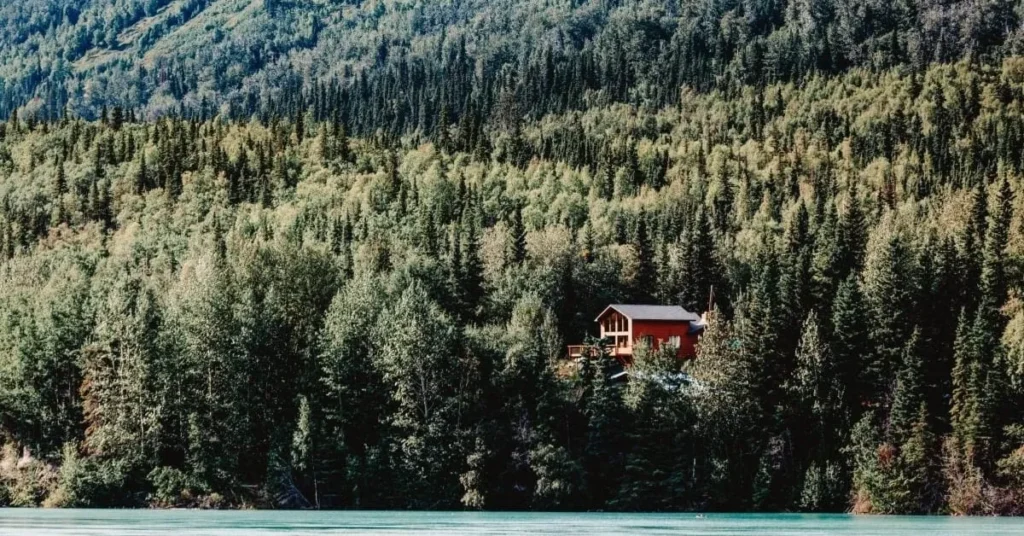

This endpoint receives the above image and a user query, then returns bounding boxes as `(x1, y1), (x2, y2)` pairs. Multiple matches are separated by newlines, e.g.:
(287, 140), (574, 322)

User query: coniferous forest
(3, 0), (1024, 514)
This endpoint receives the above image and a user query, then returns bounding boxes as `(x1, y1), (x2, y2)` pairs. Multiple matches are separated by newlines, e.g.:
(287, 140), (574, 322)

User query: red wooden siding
(631, 320), (699, 360)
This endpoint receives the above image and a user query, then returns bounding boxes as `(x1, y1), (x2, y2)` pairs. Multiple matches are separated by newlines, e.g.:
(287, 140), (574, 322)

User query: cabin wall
(631, 320), (699, 358)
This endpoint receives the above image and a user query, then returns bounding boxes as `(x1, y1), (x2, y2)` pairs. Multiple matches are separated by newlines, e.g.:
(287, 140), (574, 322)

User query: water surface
(0, 509), (1021, 535)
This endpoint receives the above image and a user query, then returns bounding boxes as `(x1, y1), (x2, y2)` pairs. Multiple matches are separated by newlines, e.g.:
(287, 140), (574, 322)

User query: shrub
(799, 461), (847, 512)
(148, 466), (205, 507)
(943, 439), (989, 515)
(0, 443), (59, 507)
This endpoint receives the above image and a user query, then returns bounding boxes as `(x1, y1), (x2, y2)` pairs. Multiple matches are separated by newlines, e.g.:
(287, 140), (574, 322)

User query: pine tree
(961, 186), (987, 312)
(435, 103), (451, 152)
(631, 211), (656, 303)
(831, 274), (870, 416)
(863, 233), (917, 405)
(978, 178), (1012, 323)
(743, 254), (785, 416)
(888, 328), (925, 446)
(110, 107), (123, 131)
(779, 205), (813, 356)
(580, 221), (595, 263)
(136, 155), (148, 195)
(614, 345), (692, 510)
(680, 209), (718, 312)
(790, 311), (847, 501)
(898, 403), (940, 512)
(810, 204), (841, 315)
(509, 207), (526, 265)
(580, 349), (629, 508)
(457, 209), (484, 321)
(596, 157), (614, 201)
(334, 121), (350, 163)
(951, 311), (985, 453)
(691, 310), (761, 508)
(50, 161), (66, 226)
(837, 184), (867, 276)
(965, 178), (1015, 463)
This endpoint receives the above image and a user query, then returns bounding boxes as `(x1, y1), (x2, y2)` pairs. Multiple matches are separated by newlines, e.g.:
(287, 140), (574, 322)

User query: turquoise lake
(0, 510), (1022, 535)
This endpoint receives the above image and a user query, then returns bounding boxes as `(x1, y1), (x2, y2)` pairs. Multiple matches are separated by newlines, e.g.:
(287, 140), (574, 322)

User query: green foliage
(146, 466), (206, 508)
(799, 461), (846, 513)
(0, 443), (58, 507)
(0, 5), (1023, 511)
(46, 444), (130, 508)
(373, 282), (468, 508)
(528, 443), (583, 510)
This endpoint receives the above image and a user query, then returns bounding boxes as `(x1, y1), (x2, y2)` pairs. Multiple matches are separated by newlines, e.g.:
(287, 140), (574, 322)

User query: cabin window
(604, 313), (627, 333)
(667, 335), (681, 349)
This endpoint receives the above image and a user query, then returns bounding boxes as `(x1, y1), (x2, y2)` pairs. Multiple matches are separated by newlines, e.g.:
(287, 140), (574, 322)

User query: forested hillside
(1, 0), (1024, 515)
(4, 0), (1024, 122)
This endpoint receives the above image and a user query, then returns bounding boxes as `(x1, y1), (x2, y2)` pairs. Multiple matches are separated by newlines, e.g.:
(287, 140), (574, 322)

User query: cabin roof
(596, 304), (701, 322)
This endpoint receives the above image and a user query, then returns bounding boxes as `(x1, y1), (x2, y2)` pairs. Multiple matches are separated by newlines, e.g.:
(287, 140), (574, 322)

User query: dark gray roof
(596, 304), (700, 322)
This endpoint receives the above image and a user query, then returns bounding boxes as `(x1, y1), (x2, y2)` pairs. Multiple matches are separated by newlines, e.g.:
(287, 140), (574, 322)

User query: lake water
(0, 510), (1021, 535)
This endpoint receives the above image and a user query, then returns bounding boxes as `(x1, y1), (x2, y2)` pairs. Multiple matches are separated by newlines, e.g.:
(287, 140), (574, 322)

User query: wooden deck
(567, 344), (632, 359)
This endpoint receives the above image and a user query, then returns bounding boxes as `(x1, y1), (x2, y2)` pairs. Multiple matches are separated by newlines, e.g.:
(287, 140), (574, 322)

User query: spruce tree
(614, 345), (692, 510)
(509, 207), (526, 265)
(978, 178), (1012, 323)
(863, 233), (916, 405)
(790, 311), (846, 492)
(50, 161), (66, 226)
(680, 209), (718, 312)
(580, 350), (629, 508)
(136, 155), (148, 195)
(458, 209), (484, 321)
(951, 311), (984, 453)
(898, 403), (940, 512)
(831, 274), (870, 418)
(888, 328), (925, 446)
(837, 184), (867, 277)
(810, 204), (841, 315)
(631, 211), (656, 303)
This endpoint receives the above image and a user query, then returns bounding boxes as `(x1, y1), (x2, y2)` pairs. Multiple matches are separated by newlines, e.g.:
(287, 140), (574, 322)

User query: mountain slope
(3, 0), (1023, 122)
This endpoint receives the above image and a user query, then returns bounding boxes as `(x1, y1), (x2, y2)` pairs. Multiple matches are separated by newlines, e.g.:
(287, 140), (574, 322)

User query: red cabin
(568, 304), (705, 364)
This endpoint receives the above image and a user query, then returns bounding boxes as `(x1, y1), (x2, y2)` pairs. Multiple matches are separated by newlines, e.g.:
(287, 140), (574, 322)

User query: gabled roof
(596, 304), (700, 322)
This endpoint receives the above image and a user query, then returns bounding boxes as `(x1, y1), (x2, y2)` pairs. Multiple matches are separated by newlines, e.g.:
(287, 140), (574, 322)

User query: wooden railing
(566, 345), (591, 358)
(567, 344), (632, 359)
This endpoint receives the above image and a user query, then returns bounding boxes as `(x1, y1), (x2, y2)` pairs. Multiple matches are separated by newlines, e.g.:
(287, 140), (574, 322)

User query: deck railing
(567, 344), (632, 359)
(566, 345), (590, 358)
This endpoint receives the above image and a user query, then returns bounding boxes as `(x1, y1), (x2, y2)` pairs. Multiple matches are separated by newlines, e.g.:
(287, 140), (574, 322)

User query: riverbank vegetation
(1, 0), (1024, 515)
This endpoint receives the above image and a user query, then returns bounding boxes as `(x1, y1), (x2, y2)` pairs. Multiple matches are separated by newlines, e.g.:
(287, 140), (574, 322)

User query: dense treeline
(4, 0), (1024, 125)
(1, 55), (1024, 513)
